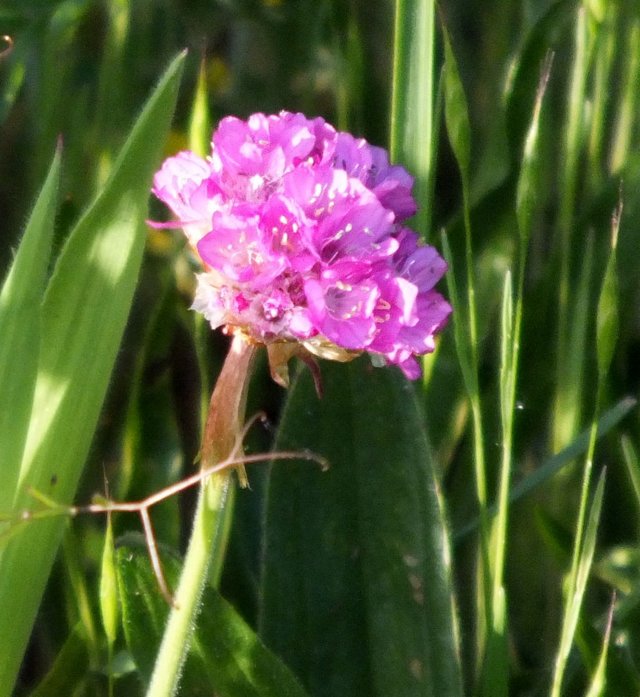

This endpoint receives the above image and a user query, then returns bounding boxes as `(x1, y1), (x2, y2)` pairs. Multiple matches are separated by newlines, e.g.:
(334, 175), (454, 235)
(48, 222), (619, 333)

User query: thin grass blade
(551, 470), (606, 697)
(584, 595), (615, 697)
(390, 0), (435, 237)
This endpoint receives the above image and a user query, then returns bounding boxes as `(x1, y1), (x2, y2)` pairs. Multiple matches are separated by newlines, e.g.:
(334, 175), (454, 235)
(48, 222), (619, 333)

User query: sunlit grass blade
(441, 24), (485, 513)
(390, 0), (435, 237)
(609, 19), (640, 174)
(485, 57), (552, 694)
(621, 435), (640, 513)
(551, 204), (620, 696)
(93, 0), (131, 186)
(0, 146), (60, 508)
(100, 515), (118, 650)
(441, 25), (495, 685)
(455, 396), (636, 541)
(481, 271), (513, 696)
(587, 4), (616, 191)
(0, 51), (185, 697)
(61, 529), (100, 665)
(188, 59), (211, 158)
(551, 471), (606, 697)
(554, 232), (594, 453)
(584, 595), (615, 697)
(596, 204), (620, 379)
(100, 514), (118, 697)
(553, 4), (596, 452)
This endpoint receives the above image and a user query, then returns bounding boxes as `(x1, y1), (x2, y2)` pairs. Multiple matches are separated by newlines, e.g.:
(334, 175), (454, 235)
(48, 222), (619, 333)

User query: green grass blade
(0, 51), (185, 696)
(441, 25), (470, 185)
(26, 623), (89, 697)
(621, 435), (640, 514)
(485, 59), (552, 694)
(116, 540), (311, 697)
(551, 470), (606, 697)
(0, 147), (60, 507)
(390, 0), (435, 237)
(61, 528), (100, 664)
(587, 4), (616, 191)
(609, 19), (640, 174)
(33, 0), (93, 186)
(188, 59), (211, 158)
(100, 515), (118, 651)
(554, 231), (594, 452)
(455, 396), (636, 541)
(553, 4), (596, 452)
(0, 33), (26, 126)
(584, 597), (615, 697)
(505, 0), (573, 159)
(596, 209), (620, 379)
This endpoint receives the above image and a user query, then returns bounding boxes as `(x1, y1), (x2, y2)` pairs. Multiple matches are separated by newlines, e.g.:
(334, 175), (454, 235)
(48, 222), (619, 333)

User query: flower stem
(145, 334), (257, 697)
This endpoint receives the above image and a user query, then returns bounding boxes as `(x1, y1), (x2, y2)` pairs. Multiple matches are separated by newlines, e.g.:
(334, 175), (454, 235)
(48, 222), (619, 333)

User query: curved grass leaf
(505, 0), (573, 161)
(261, 359), (463, 697)
(442, 25), (470, 185)
(26, 623), (89, 697)
(0, 51), (185, 696)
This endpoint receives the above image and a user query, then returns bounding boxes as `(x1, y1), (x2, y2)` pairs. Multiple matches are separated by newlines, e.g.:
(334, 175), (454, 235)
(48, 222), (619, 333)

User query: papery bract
(152, 110), (451, 379)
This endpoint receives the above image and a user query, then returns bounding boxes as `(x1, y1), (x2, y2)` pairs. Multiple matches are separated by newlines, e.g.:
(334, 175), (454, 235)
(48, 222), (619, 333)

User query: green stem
(145, 334), (257, 697)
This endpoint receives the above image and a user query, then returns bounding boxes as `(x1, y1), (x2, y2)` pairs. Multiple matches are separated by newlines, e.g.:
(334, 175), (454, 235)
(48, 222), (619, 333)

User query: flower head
(152, 111), (451, 380)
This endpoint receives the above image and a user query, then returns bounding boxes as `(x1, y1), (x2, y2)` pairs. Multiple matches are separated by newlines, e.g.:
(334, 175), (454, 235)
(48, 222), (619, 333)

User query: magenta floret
(152, 111), (451, 379)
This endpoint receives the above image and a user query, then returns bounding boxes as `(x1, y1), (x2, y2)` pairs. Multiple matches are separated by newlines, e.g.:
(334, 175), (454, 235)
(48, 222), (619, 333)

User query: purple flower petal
(152, 111), (450, 379)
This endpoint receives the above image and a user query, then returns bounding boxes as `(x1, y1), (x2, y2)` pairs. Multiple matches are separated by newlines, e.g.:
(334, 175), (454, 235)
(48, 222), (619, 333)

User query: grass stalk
(146, 335), (257, 697)
(553, 5), (594, 452)
(390, 0), (435, 238)
(550, 205), (619, 696)
(609, 18), (640, 174)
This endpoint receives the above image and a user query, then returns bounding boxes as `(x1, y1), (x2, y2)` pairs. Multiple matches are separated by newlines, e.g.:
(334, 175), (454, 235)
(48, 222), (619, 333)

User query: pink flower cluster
(152, 111), (451, 379)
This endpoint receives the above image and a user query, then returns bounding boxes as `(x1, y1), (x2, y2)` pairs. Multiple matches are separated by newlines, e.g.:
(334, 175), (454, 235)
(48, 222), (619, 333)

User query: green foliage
(0, 49), (185, 696)
(390, 0), (436, 237)
(2, 1), (640, 696)
(261, 359), (462, 697)
(116, 539), (310, 697)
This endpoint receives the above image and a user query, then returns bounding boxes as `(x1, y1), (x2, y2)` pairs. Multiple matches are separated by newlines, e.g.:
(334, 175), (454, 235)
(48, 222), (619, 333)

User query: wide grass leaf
(0, 51), (185, 696)
(26, 623), (89, 697)
(261, 358), (463, 697)
(116, 540), (310, 697)
(0, 147), (60, 506)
